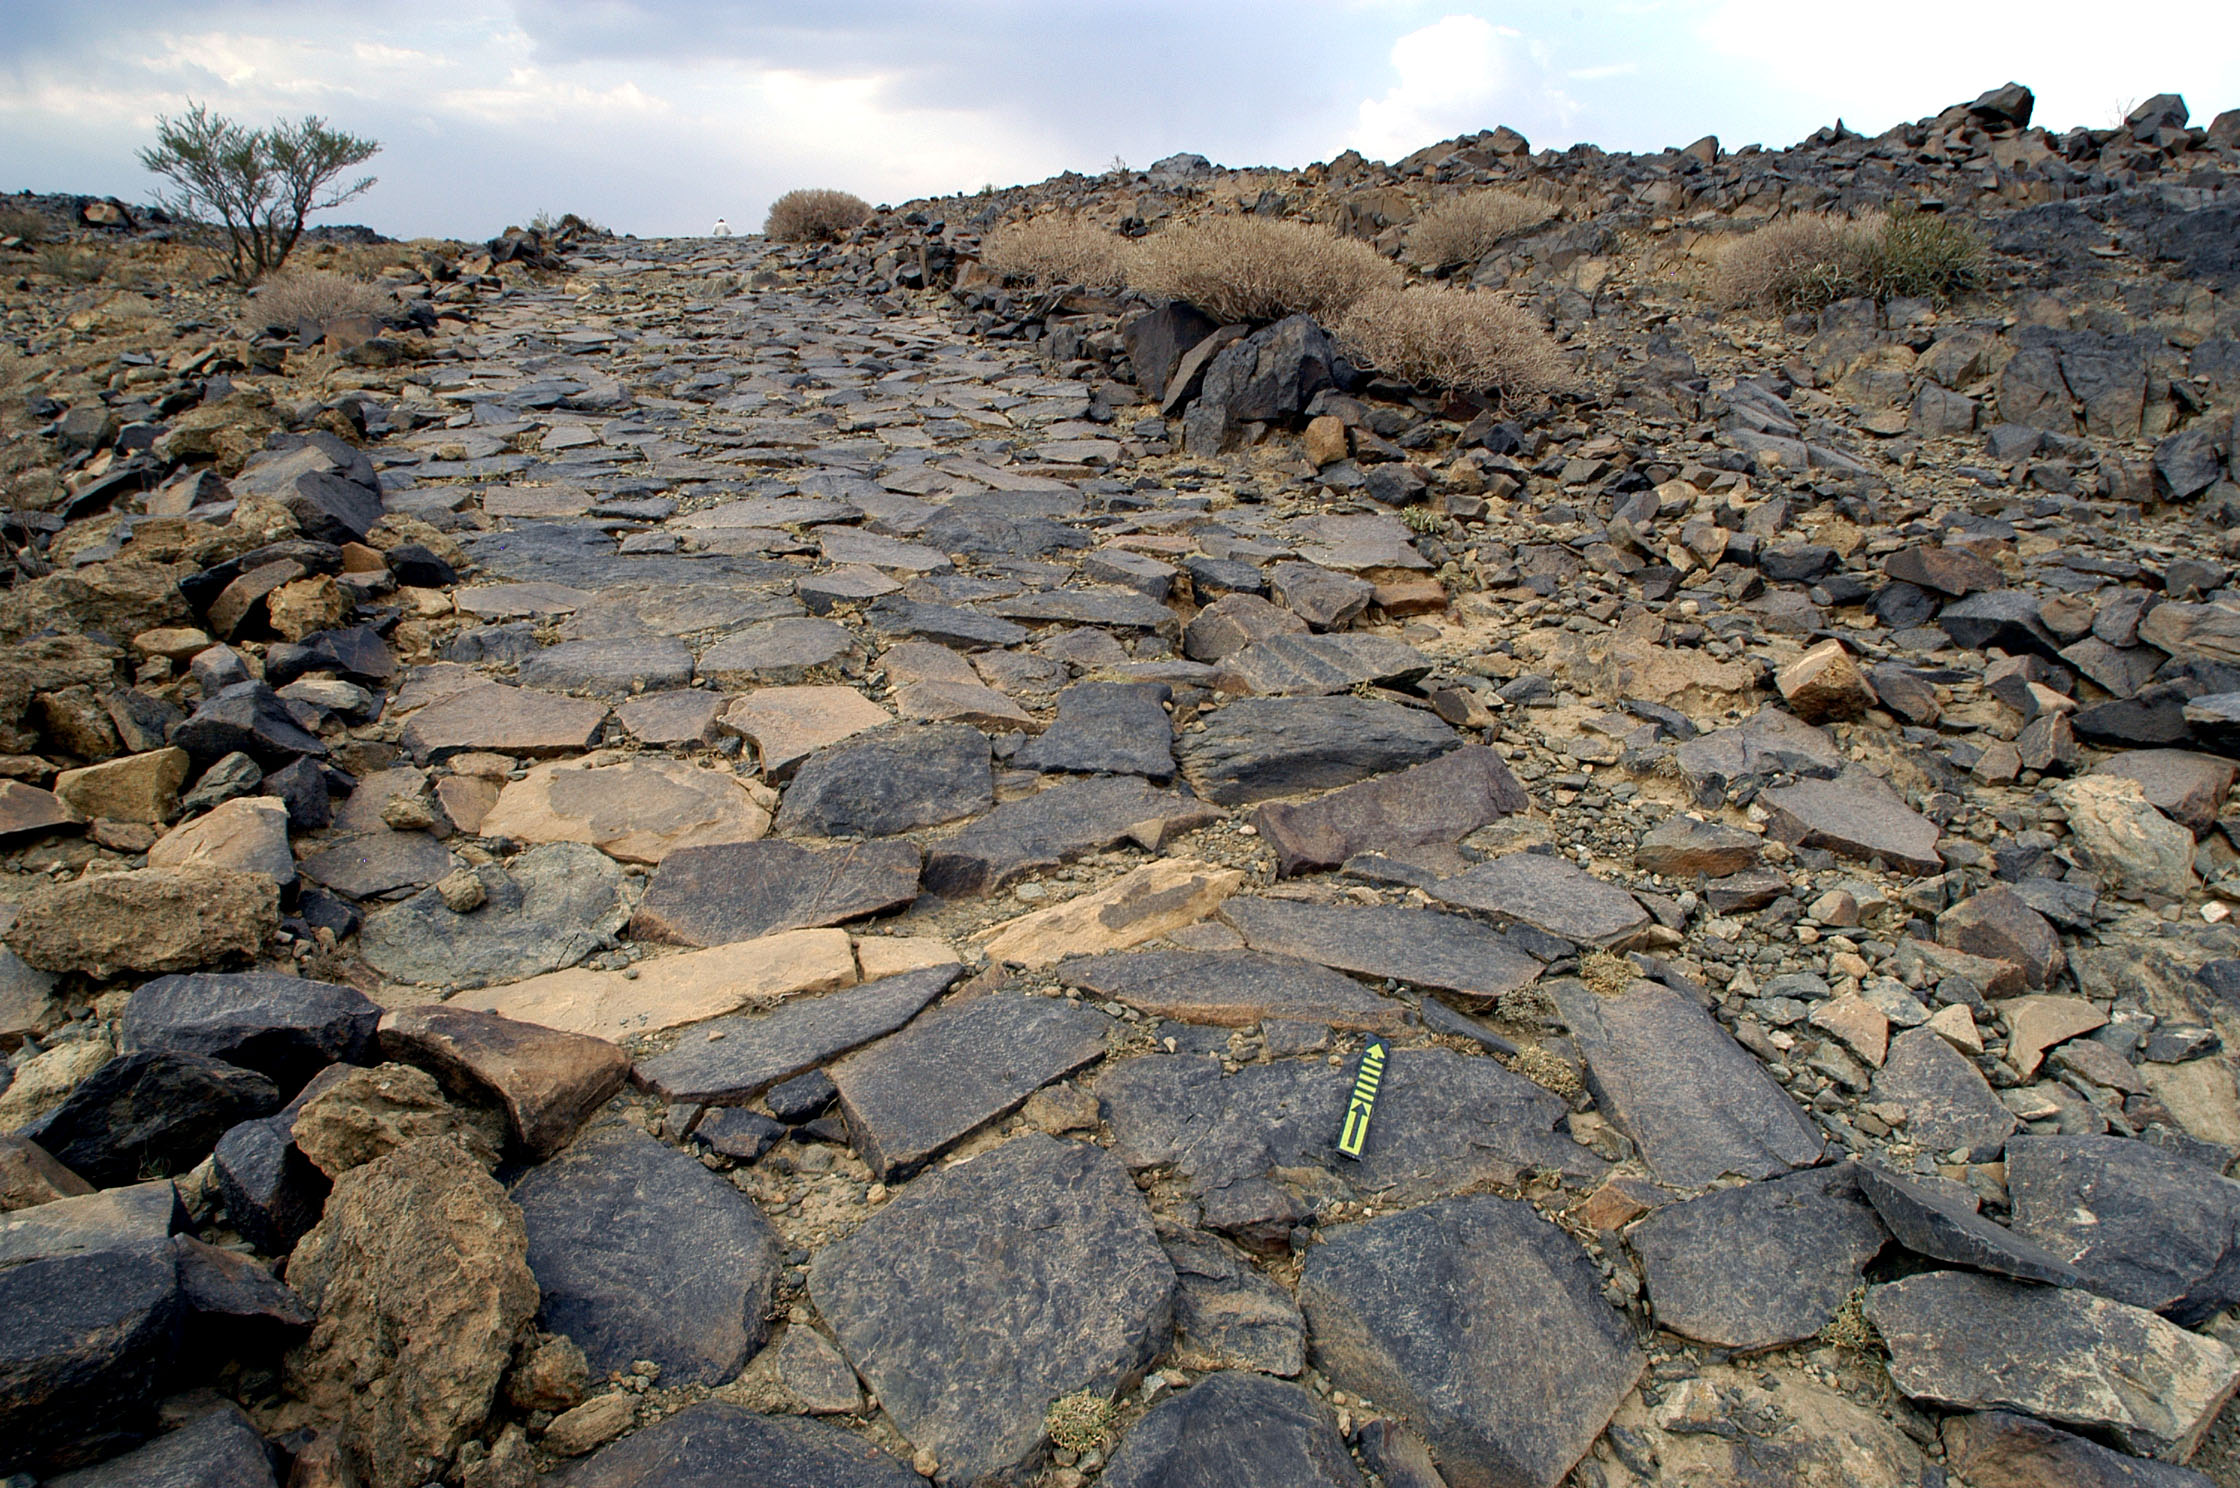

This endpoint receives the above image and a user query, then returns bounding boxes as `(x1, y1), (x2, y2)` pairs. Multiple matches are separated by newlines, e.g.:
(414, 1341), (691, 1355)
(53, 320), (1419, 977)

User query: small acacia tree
(140, 102), (380, 282)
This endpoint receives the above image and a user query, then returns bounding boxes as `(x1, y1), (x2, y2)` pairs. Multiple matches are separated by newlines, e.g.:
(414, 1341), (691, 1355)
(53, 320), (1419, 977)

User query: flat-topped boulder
(774, 722), (991, 838)
(358, 842), (629, 989)
(1251, 744), (1528, 877)
(1761, 769), (1943, 875)
(721, 686), (894, 779)
(1180, 696), (1458, 806)
(630, 838), (920, 946)
(450, 929), (858, 1041)
(398, 681), (607, 764)
(1220, 896), (1543, 1000)
(1423, 852), (1651, 947)
(478, 754), (777, 865)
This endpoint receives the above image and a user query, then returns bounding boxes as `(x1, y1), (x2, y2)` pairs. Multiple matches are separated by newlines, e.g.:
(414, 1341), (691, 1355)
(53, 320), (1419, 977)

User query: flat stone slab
(921, 776), (1219, 896)
(119, 972), (378, 1094)
(988, 585), (1176, 630)
(1220, 896), (1543, 1000)
(480, 755), (776, 864)
(866, 598), (1031, 648)
(614, 688), (727, 747)
(1857, 1162), (2084, 1287)
(809, 1134), (1174, 1485)
(1424, 853), (1650, 947)
(721, 686), (893, 778)
(1633, 1164), (1890, 1350)
(42, 1402), (279, 1488)
(1013, 681), (1175, 777)
(815, 527), (949, 573)
(451, 929), (859, 1041)
(554, 1402), (921, 1488)
(519, 636), (695, 695)
(1179, 696), (1459, 807)
(399, 681), (607, 763)
(632, 965), (963, 1105)
(2090, 749), (2236, 835)
(1869, 1270), (2240, 1461)
(2009, 1133), (2240, 1326)
(376, 1004), (630, 1162)
(1062, 949), (1408, 1032)
(631, 839), (921, 946)
(1298, 1197), (1643, 1488)
(455, 582), (593, 620)
(1214, 633), (1432, 696)
(1554, 979), (1824, 1187)
(1100, 1371), (1361, 1488)
(1251, 744), (1528, 877)
(1165, 1229), (1306, 1377)
(829, 993), (1109, 1179)
(774, 723), (991, 838)
(1673, 707), (1845, 796)
(1762, 769), (1943, 875)
(512, 1124), (781, 1386)
(359, 842), (629, 989)
(1871, 1026), (2017, 1163)
(673, 496), (863, 529)
(1096, 1047), (1594, 1211)
(296, 829), (454, 900)
(697, 618), (858, 687)
(1940, 1410), (2218, 1488)
(977, 858), (1242, 968)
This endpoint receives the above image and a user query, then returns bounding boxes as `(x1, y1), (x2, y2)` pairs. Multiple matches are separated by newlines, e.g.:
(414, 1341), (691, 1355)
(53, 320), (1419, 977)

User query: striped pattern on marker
(1335, 1038), (1388, 1159)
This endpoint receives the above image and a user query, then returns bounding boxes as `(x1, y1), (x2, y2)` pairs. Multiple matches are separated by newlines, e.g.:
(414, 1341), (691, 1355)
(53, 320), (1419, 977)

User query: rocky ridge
(4, 80), (2240, 1488)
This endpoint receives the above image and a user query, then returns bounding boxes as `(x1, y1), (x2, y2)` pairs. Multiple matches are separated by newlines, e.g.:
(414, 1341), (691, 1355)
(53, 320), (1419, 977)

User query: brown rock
(0, 781), (73, 840)
(892, 679), (1039, 733)
(719, 686), (893, 779)
(1761, 770), (1942, 875)
(377, 1005), (631, 1162)
(399, 682), (607, 764)
(477, 754), (777, 865)
(1184, 593), (1307, 663)
(450, 930), (858, 1041)
(285, 1137), (539, 1488)
(542, 1394), (637, 1457)
(1635, 815), (1763, 878)
(1304, 415), (1350, 467)
(1942, 1410), (2217, 1488)
(1252, 744), (1529, 877)
(0, 1134), (95, 1211)
(435, 775), (501, 835)
(290, 1063), (503, 1178)
(1810, 993), (1891, 1066)
(266, 576), (349, 642)
(1884, 546), (2004, 597)
(52, 747), (190, 824)
(503, 1332), (588, 1413)
(976, 858), (1244, 969)
(208, 559), (306, 639)
(4, 867), (277, 977)
(1777, 639), (1876, 723)
(1937, 886), (2064, 989)
(147, 795), (294, 883)
(2091, 749), (2236, 836)
(1370, 574), (1449, 616)
(2000, 995), (2108, 1078)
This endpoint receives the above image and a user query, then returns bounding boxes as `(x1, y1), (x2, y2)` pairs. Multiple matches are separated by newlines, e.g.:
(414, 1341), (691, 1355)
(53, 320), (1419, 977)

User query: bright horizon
(3, 2), (2237, 241)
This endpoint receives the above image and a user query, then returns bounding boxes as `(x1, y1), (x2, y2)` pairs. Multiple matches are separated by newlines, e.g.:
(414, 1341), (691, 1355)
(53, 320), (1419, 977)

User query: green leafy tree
(140, 102), (380, 282)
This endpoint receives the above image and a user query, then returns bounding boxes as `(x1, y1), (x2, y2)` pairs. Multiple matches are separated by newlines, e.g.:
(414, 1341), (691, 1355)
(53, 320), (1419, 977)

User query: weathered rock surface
(120, 972), (378, 1093)
(922, 775), (1218, 896)
(1423, 852), (1651, 946)
(1220, 895), (1543, 999)
(41, 1403), (280, 1488)
(555, 1402), (921, 1488)
(359, 842), (630, 989)
(1063, 949), (1409, 1031)
(631, 838), (920, 946)
(977, 857), (1244, 968)
(632, 965), (961, 1104)
(810, 1134), (1174, 1484)
(450, 928), (858, 1040)
(23, 1051), (280, 1188)
(2007, 1134), (2240, 1325)
(1871, 1026), (2018, 1162)
(1251, 744), (1527, 876)
(5, 868), (277, 977)
(376, 1005), (630, 1162)
(479, 755), (777, 864)
(1099, 1371), (1363, 1488)
(774, 722), (991, 837)
(1180, 696), (1458, 806)
(1941, 1410), (2216, 1488)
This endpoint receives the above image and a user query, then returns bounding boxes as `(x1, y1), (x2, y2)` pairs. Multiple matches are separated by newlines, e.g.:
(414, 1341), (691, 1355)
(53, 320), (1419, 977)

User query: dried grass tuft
(255, 268), (394, 327)
(1408, 190), (1558, 269)
(1712, 207), (1981, 311)
(979, 215), (1133, 289)
(763, 188), (872, 244)
(0, 204), (47, 245)
(1126, 215), (1400, 325)
(1333, 284), (1570, 405)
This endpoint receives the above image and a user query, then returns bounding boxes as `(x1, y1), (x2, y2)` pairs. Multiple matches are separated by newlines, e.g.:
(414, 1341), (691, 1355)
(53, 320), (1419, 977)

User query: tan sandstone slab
(721, 687), (893, 779)
(478, 753), (777, 865)
(147, 795), (294, 883)
(977, 858), (1245, 969)
(450, 929), (859, 1041)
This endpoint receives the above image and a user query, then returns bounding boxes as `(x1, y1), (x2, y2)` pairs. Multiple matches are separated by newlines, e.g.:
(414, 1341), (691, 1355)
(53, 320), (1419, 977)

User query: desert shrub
(256, 268), (393, 326)
(0, 205), (46, 244)
(1333, 284), (1568, 405)
(764, 188), (872, 243)
(140, 102), (380, 282)
(979, 215), (1132, 289)
(1127, 215), (1401, 325)
(1408, 190), (1557, 269)
(1713, 207), (1980, 311)
(34, 244), (104, 284)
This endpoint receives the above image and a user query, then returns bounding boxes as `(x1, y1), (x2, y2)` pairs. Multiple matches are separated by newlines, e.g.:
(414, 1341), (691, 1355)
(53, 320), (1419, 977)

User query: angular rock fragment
(1251, 744), (1527, 877)
(479, 754), (776, 864)
(1100, 1371), (1362, 1488)
(41, 1403), (279, 1488)
(1013, 681), (1175, 777)
(5, 867), (277, 977)
(1856, 1163), (2084, 1286)
(1180, 696), (1458, 807)
(376, 1005), (630, 1163)
(1871, 1027), (2018, 1162)
(23, 1051), (280, 1188)
(0, 1239), (185, 1475)
(2008, 1134), (2240, 1325)
(1062, 949), (1408, 1031)
(1941, 1410), (2216, 1488)
(359, 842), (630, 990)
(1220, 895), (1542, 1000)
(631, 838), (921, 946)
(1761, 770), (1943, 874)
(810, 1135), (1173, 1484)
(632, 965), (962, 1105)
(922, 776), (1218, 896)
(554, 1401), (921, 1487)
(452, 929), (858, 1041)
(977, 857), (1243, 968)
(774, 722), (991, 837)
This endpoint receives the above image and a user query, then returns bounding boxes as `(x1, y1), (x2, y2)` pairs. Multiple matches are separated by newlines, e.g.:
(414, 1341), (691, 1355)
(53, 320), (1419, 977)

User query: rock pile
(6, 77), (2240, 1488)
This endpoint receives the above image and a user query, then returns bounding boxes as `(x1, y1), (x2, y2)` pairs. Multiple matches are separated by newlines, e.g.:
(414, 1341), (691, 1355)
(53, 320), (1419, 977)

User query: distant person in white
(710, 218), (732, 237)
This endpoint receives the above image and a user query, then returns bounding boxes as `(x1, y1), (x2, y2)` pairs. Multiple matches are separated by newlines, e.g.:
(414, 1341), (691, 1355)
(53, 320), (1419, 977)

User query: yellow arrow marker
(1335, 1038), (1389, 1159)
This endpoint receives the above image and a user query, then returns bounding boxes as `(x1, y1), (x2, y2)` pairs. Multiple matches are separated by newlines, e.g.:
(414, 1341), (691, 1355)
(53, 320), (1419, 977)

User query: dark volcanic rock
(1941, 1410), (2216, 1488)
(511, 1124), (782, 1386)
(632, 965), (963, 1104)
(1100, 1371), (1363, 1488)
(1062, 949), (1409, 1032)
(1761, 770), (1943, 874)
(809, 1134), (1174, 1485)
(120, 972), (379, 1095)
(1220, 895), (1542, 1000)
(1180, 696), (1457, 807)
(521, 636), (695, 695)
(2008, 1134), (2240, 1325)
(1424, 853), (1651, 947)
(1869, 1270), (2240, 1461)
(1871, 1027), (2018, 1163)
(1251, 744), (1527, 877)
(922, 775), (1218, 896)
(170, 684), (325, 772)
(828, 993), (1108, 1179)
(358, 842), (629, 990)
(42, 1403), (279, 1488)
(0, 1238), (185, 1475)
(1633, 1165), (1889, 1350)
(1857, 1162), (2086, 1287)
(22, 1052), (281, 1188)
(1297, 1197), (1642, 1488)
(556, 1401), (921, 1488)
(376, 1005), (631, 1163)
(211, 1116), (329, 1255)
(631, 838), (921, 946)
(1554, 979), (1823, 1187)
(1216, 634), (1431, 696)
(1164, 1228), (1306, 1376)
(1096, 1047), (1593, 1213)
(774, 723), (991, 837)
(1013, 681), (1175, 777)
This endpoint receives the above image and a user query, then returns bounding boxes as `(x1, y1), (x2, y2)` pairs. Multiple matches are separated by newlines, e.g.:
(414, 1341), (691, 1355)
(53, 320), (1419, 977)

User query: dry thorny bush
(1406, 189), (1558, 270)
(254, 268), (396, 328)
(764, 188), (873, 244)
(1334, 284), (1571, 406)
(979, 214), (1132, 290)
(1127, 214), (1401, 325)
(1711, 207), (1983, 311)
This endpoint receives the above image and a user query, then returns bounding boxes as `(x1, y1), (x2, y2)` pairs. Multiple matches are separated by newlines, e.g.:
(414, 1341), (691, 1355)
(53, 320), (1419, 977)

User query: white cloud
(1353, 14), (1512, 159)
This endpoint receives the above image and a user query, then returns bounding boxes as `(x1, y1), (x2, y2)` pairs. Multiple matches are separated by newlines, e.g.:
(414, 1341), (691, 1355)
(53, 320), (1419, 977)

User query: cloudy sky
(3, 2), (2236, 241)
